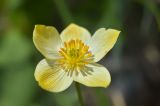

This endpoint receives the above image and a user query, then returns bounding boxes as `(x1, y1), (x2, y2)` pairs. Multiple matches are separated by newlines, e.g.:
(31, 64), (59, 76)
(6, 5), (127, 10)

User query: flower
(33, 23), (120, 92)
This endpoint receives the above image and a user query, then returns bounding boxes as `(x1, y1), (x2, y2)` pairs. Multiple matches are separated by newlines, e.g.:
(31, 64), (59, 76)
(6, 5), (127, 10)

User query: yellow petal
(88, 28), (120, 62)
(35, 59), (73, 92)
(33, 25), (62, 59)
(60, 23), (91, 43)
(73, 63), (111, 87)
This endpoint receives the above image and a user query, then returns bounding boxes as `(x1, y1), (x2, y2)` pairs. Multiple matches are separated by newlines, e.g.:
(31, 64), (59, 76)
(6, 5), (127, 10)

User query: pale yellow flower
(33, 23), (120, 92)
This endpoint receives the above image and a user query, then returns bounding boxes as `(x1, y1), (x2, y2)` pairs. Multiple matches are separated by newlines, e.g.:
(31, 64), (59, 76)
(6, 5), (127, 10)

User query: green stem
(75, 82), (84, 106)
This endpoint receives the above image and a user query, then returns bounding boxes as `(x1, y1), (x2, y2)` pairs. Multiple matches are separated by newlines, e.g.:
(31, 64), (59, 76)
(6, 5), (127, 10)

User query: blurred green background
(0, 0), (160, 106)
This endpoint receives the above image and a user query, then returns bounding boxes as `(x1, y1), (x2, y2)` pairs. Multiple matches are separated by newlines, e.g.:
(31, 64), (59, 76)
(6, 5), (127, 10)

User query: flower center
(57, 39), (94, 75)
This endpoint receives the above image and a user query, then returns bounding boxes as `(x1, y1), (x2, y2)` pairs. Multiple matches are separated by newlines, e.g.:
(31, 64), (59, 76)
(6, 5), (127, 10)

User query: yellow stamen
(57, 39), (94, 75)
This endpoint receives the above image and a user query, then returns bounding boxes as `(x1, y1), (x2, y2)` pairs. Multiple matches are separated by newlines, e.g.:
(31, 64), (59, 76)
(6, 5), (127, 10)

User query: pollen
(57, 39), (94, 75)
